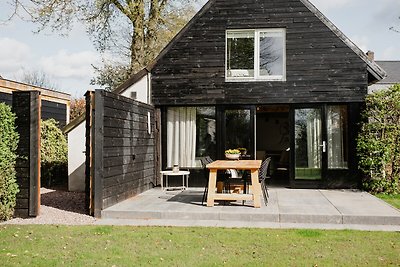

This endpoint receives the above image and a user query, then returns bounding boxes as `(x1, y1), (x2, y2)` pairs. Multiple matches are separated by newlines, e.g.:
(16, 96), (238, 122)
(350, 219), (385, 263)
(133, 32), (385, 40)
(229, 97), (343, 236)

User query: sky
(0, 0), (399, 97)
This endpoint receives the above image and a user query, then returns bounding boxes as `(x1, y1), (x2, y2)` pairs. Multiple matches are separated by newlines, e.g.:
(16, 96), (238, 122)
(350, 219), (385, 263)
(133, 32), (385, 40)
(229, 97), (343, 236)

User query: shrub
(70, 97), (85, 121)
(357, 84), (400, 194)
(0, 103), (19, 221)
(41, 119), (68, 187)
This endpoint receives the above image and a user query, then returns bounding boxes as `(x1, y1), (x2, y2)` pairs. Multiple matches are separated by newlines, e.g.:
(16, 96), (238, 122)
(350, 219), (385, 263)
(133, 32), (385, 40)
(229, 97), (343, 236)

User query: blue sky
(0, 0), (399, 97)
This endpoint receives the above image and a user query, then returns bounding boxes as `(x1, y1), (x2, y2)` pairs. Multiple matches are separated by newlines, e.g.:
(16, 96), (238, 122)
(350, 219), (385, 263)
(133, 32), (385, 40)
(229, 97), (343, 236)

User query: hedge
(0, 103), (19, 221)
(41, 119), (68, 187)
(357, 84), (400, 194)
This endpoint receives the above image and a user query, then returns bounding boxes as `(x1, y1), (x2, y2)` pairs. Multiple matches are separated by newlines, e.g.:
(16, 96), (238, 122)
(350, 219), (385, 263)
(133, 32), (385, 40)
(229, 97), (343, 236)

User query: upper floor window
(226, 29), (286, 81)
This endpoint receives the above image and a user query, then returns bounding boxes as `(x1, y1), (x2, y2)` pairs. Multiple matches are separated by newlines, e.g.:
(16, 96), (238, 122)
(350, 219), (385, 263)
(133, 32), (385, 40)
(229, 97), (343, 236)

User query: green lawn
(1, 225), (399, 266)
(376, 194), (400, 209)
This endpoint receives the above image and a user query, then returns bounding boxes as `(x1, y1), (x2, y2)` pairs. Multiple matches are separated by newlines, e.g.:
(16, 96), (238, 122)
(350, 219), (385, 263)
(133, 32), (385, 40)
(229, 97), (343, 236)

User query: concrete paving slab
(100, 187), (400, 230)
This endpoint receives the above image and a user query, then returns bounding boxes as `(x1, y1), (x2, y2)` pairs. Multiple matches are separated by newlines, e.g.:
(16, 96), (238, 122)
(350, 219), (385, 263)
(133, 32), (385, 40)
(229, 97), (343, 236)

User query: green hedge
(41, 119), (68, 187)
(357, 84), (400, 194)
(0, 103), (19, 221)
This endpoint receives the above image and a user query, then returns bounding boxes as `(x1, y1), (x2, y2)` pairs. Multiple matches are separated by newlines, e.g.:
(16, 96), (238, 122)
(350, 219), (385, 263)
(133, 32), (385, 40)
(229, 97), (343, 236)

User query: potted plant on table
(237, 147), (247, 156)
(225, 149), (241, 160)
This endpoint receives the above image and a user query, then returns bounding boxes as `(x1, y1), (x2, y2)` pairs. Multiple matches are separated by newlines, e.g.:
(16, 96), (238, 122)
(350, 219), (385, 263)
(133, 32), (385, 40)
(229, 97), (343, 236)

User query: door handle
(319, 141), (326, 153)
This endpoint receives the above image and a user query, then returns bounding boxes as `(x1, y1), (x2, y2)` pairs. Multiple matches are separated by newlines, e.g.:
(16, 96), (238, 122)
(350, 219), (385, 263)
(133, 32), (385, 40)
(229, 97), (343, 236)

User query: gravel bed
(2, 188), (96, 225)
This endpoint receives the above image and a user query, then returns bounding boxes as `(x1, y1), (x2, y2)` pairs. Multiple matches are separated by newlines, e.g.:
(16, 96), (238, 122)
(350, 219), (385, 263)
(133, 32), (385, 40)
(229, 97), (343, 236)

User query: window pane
(327, 106), (348, 169)
(225, 109), (252, 155)
(227, 31), (254, 78)
(294, 109), (322, 180)
(259, 32), (284, 77)
(195, 107), (216, 160)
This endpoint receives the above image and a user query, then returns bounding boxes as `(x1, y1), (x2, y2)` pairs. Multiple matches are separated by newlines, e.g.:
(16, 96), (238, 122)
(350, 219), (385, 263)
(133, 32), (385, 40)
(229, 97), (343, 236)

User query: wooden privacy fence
(12, 91), (41, 217)
(86, 90), (157, 218)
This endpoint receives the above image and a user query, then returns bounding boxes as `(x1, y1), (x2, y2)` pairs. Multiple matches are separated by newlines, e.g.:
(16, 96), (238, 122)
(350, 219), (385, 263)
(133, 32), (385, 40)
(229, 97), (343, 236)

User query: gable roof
(151, 0), (386, 83)
(374, 61), (400, 84)
(0, 77), (71, 104)
(298, 0), (386, 84)
(63, 68), (149, 134)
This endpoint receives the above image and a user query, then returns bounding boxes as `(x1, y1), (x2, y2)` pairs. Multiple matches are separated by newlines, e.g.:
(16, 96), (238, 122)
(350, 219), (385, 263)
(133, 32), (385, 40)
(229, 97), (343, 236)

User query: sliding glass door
(217, 106), (255, 159)
(294, 108), (324, 180)
(292, 105), (349, 182)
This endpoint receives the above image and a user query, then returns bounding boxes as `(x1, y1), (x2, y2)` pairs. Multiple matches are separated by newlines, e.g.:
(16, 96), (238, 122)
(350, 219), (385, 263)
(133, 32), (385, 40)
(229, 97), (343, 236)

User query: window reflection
(225, 109), (251, 155)
(327, 106), (348, 169)
(259, 32), (284, 76)
(196, 107), (216, 159)
(227, 31), (254, 78)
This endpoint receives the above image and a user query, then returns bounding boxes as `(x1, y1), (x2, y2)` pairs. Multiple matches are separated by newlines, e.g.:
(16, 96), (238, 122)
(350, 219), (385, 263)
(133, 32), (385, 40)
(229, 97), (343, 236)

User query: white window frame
(225, 28), (286, 82)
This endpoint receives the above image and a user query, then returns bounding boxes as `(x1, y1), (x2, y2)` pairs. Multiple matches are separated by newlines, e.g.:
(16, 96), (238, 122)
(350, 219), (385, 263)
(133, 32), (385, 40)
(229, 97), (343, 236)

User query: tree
(70, 97), (86, 121)
(8, 0), (198, 89)
(20, 69), (58, 90)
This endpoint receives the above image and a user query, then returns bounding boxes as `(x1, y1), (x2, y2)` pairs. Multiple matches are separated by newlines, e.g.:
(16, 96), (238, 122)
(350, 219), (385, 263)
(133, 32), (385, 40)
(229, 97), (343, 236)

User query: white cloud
(39, 50), (101, 79)
(0, 37), (32, 75)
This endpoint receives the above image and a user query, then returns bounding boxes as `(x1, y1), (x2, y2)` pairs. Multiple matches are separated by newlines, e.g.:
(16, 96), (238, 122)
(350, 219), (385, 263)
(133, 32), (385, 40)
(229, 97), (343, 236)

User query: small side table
(160, 170), (190, 190)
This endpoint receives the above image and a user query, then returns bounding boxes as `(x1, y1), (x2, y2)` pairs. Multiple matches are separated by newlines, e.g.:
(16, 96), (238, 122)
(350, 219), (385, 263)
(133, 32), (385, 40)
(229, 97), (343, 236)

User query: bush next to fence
(41, 119), (68, 187)
(357, 84), (400, 194)
(0, 103), (19, 221)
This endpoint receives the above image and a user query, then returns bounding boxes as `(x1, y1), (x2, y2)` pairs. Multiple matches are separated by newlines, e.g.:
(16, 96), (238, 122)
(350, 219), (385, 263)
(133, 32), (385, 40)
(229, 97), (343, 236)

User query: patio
(99, 187), (400, 230)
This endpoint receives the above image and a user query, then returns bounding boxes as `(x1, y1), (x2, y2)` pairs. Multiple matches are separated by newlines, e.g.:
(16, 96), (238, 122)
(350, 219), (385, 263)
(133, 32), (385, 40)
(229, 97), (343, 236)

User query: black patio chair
(200, 156), (214, 205)
(242, 157), (271, 205)
(259, 157), (272, 205)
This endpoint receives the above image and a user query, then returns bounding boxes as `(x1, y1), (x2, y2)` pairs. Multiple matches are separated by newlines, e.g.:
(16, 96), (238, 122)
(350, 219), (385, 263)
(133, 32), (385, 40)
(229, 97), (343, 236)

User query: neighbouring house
(64, 69), (151, 192)
(0, 77), (71, 127)
(67, 0), (388, 214)
(368, 56), (400, 93)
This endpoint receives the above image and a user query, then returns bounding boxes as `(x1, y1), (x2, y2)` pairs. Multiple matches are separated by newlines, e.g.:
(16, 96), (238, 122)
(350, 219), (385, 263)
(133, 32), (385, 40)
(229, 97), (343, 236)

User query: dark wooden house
(0, 77), (70, 127)
(149, 0), (386, 188)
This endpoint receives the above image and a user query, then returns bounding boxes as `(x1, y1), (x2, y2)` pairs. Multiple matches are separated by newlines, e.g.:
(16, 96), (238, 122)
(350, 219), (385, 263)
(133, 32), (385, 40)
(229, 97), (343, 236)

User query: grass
(376, 193), (400, 209)
(0, 225), (399, 266)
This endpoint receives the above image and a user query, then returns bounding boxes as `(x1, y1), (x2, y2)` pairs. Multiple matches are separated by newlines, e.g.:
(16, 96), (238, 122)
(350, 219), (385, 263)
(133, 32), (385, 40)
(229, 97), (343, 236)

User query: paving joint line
(318, 189), (344, 224)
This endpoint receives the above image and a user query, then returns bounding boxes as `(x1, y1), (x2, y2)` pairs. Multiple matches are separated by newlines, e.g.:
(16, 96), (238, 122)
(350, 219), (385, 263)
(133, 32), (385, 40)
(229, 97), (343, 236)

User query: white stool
(160, 170), (190, 190)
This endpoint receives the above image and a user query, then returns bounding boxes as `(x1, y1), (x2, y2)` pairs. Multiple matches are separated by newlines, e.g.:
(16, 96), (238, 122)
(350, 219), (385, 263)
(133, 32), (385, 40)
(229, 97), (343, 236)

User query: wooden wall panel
(91, 90), (156, 217)
(12, 91), (41, 217)
(151, 0), (368, 106)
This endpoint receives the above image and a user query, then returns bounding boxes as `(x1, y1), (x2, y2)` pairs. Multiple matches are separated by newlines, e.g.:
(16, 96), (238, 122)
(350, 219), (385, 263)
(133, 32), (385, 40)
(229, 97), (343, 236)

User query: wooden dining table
(206, 160), (262, 208)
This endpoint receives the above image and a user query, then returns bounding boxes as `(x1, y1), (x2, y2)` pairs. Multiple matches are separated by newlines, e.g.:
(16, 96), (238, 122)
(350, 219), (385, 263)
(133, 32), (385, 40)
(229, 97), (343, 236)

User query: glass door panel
(217, 107), (255, 159)
(294, 108), (323, 180)
(225, 109), (251, 152)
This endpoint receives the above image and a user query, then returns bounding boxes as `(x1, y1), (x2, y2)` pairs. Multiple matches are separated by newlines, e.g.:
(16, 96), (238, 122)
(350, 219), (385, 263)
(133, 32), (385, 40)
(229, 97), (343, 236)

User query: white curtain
(327, 106), (346, 168)
(306, 111), (322, 168)
(167, 107), (197, 168)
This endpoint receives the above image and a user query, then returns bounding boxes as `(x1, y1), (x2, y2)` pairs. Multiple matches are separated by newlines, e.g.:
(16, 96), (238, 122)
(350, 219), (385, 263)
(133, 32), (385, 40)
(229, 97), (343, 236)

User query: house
(66, 0), (386, 200)
(0, 77), (71, 127)
(368, 57), (400, 93)
(64, 69), (151, 191)
(149, 0), (385, 188)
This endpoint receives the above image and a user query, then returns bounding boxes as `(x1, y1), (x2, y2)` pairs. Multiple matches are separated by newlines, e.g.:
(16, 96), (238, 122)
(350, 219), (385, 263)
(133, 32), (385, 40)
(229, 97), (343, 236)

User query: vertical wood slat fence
(86, 90), (157, 218)
(12, 91), (41, 217)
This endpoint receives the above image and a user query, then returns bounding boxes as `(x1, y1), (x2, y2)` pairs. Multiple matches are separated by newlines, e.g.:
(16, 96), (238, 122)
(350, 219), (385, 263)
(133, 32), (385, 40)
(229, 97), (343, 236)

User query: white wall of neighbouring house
(368, 83), (392, 94)
(120, 73), (151, 104)
(68, 121), (86, 192)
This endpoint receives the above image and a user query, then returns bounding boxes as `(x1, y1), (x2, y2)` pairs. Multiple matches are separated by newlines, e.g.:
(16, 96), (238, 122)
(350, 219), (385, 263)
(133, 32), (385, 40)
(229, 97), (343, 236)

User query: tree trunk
(130, 0), (145, 72)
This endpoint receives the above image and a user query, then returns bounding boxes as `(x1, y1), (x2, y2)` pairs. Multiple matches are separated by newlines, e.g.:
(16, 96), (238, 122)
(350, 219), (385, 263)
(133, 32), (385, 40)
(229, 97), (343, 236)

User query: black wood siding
(91, 90), (155, 217)
(12, 91), (41, 218)
(151, 0), (368, 106)
(41, 100), (67, 127)
(1, 92), (67, 127)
